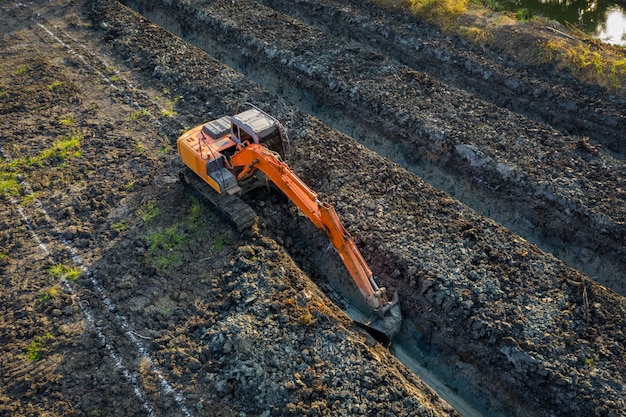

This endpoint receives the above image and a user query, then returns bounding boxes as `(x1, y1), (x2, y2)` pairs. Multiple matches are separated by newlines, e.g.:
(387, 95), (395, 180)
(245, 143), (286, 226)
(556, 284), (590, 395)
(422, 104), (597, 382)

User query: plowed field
(1, 1), (625, 416)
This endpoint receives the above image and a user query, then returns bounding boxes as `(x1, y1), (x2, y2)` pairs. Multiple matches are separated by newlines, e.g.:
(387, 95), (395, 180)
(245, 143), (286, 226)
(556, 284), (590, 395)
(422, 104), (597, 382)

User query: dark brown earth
(1, 0), (625, 416)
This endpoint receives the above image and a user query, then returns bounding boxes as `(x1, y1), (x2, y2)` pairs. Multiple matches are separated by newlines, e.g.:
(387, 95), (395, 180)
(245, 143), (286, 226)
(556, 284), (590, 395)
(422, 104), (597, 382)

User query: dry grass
(383, 0), (626, 95)
(401, 0), (469, 25)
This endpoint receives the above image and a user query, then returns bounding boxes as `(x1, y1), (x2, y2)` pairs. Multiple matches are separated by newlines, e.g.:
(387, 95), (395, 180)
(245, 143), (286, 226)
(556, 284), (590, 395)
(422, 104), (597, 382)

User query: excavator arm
(230, 143), (401, 337)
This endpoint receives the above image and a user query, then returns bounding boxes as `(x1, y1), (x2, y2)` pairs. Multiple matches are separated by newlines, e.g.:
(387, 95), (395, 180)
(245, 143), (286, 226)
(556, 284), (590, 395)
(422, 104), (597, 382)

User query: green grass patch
(140, 197), (221, 269)
(153, 254), (182, 271)
(48, 263), (82, 281)
(188, 197), (206, 226)
(9, 131), (84, 169)
(31, 132), (82, 165)
(157, 145), (172, 154)
(145, 225), (185, 271)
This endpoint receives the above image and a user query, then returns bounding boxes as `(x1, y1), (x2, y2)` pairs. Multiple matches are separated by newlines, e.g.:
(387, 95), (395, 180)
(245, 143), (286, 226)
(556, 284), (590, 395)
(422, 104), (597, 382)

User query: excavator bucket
(357, 291), (402, 345)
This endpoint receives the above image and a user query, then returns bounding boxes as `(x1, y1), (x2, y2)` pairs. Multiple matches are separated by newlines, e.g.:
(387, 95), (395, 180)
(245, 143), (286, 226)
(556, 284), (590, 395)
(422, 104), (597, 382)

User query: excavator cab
(231, 106), (289, 159)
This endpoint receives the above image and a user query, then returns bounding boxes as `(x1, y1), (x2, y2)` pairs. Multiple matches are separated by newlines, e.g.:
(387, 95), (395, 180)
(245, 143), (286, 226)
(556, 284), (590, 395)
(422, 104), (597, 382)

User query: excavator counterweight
(177, 105), (401, 340)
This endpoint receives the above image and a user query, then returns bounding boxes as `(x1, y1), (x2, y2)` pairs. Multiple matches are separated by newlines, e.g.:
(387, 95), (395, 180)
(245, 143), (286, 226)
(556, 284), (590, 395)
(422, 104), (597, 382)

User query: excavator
(177, 104), (401, 341)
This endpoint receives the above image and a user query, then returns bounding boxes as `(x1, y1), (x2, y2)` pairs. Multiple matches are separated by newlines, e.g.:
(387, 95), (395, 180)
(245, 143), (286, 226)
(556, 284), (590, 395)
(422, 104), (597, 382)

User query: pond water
(501, 0), (626, 45)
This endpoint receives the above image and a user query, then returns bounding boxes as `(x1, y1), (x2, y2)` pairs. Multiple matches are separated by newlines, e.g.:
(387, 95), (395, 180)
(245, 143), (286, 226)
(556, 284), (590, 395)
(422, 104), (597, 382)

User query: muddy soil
(1, 1), (625, 417)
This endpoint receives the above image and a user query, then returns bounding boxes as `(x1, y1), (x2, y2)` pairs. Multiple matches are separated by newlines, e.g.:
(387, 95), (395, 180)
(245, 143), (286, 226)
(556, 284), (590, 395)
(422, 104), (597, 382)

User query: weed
(458, 26), (493, 43)
(139, 202), (160, 223)
(214, 235), (226, 250)
(538, 39), (561, 64)
(160, 108), (177, 118)
(27, 332), (52, 361)
(472, 0), (500, 11)
(188, 197), (206, 225)
(402, 0), (469, 23)
(123, 180), (135, 191)
(47, 80), (63, 91)
(610, 58), (626, 89)
(38, 286), (59, 302)
(391, 0), (626, 95)
(515, 8), (531, 21)
(152, 253), (181, 271)
(110, 75), (121, 83)
(556, 42), (626, 89)
(0, 85), (6, 97)
(20, 131), (83, 167)
(58, 115), (74, 126)
(48, 263), (82, 281)
(135, 143), (146, 154)
(128, 109), (150, 121)
(148, 225), (185, 251)
(15, 66), (30, 75)
(20, 191), (40, 206)
(183, 197), (213, 237)
(112, 220), (128, 231)
(0, 171), (20, 196)
(158, 91), (182, 118)
(298, 310), (316, 325)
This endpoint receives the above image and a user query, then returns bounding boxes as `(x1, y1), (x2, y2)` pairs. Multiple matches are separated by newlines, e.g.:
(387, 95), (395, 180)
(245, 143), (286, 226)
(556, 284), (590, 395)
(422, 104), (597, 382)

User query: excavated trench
(114, 2), (495, 415)
(116, 1), (626, 416)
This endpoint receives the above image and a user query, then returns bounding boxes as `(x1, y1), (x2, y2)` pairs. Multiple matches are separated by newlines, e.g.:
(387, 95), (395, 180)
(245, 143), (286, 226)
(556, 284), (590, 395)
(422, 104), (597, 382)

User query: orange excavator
(177, 104), (401, 340)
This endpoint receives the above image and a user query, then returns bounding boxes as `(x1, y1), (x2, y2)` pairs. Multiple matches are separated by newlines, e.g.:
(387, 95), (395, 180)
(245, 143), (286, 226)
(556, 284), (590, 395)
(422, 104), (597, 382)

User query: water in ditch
(501, 0), (626, 45)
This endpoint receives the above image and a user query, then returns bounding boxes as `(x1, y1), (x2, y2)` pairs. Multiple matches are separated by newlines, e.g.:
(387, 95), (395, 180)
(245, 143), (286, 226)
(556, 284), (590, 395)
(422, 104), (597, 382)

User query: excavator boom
(230, 143), (401, 337)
